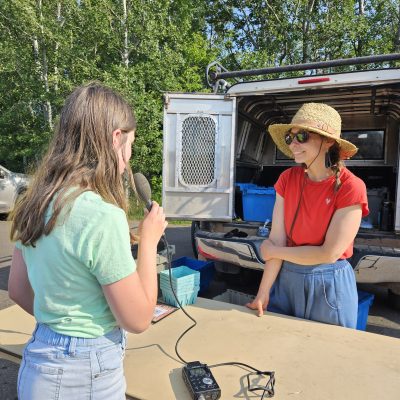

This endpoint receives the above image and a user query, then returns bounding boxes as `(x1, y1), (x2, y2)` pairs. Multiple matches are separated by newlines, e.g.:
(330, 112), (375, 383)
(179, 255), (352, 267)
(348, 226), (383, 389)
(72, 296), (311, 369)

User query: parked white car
(0, 164), (30, 214)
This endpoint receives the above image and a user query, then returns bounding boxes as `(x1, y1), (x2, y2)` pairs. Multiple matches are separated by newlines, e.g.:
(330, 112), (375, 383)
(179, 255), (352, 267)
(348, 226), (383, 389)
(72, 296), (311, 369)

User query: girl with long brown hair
(8, 82), (167, 399)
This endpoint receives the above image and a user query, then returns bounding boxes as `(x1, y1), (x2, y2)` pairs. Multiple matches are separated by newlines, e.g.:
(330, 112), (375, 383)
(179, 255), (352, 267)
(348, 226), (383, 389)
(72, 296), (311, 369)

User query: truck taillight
(298, 77), (330, 84)
(197, 245), (219, 261)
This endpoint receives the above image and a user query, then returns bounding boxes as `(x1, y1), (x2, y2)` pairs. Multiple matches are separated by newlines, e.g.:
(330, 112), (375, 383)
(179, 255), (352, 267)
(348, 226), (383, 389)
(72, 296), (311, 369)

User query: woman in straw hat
(246, 103), (369, 328)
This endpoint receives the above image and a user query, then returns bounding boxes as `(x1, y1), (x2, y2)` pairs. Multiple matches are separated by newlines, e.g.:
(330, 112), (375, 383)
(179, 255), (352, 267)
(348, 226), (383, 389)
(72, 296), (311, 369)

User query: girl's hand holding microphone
(139, 201), (168, 247)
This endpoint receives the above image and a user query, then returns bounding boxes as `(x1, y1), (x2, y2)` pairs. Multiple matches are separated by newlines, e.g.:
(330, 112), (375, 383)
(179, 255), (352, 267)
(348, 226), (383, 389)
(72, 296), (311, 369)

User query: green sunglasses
(284, 130), (310, 145)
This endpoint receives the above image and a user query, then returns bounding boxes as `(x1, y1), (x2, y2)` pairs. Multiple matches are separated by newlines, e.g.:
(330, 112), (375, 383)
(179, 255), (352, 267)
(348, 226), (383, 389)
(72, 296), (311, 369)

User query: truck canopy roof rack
(207, 53), (400, 92)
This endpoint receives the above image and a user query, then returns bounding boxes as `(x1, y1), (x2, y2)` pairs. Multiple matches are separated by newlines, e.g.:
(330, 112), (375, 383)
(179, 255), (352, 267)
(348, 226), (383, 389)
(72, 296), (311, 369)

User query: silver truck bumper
(195, 232), (265, 270)
(354, 255), (400, 284)
(196, 232), (400, 285)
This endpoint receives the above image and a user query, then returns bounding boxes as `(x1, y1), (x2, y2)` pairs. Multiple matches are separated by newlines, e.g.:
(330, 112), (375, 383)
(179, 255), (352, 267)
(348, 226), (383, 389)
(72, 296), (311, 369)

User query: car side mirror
(0, 171), (4, 179)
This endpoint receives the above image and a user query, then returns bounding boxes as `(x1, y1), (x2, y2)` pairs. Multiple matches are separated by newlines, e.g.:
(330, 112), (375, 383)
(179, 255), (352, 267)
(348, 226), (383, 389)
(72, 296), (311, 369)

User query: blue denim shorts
(17, 323), (127, 400)
(268, 259), (358, 328)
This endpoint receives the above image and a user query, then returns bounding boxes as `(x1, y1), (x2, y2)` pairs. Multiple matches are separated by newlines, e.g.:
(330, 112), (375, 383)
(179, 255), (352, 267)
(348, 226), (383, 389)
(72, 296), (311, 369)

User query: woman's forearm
(268, 205), (363, 266)
(258, 258), (284, 293)
(270, 244), (335, 266)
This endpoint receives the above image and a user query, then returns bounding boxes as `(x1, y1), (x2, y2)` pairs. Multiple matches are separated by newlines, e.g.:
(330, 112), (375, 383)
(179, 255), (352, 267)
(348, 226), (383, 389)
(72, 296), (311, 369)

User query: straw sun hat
(268, 103), (358, 159)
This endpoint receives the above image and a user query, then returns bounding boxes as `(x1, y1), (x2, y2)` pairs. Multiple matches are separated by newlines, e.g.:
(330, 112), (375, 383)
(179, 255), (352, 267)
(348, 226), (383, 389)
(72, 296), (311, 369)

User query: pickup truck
(162, 54), (400, 308)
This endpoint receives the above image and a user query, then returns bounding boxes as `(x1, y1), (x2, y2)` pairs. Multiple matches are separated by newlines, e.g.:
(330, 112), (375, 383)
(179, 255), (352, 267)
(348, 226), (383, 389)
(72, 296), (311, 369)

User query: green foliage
(206, 0), (400, 78)
(0, 0), (214, 184)
(128, 195), (145, 220)
(1, 0), (399, 191)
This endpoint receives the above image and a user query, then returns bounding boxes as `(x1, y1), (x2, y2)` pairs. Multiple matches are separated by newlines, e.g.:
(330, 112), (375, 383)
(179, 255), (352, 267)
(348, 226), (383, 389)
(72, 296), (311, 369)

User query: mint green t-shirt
(16, 191), (136, 338)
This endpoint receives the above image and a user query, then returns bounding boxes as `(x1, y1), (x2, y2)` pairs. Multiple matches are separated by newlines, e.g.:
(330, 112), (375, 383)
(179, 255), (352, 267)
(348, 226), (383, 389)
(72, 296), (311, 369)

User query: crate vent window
(180, 115), (216, 186)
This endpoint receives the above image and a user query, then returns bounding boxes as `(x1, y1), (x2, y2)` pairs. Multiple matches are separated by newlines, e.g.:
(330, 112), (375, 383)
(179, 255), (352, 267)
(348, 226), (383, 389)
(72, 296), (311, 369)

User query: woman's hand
(139, 201), (168, 248)
(246, 290), (270, 317)
(260, 238), (277, 261)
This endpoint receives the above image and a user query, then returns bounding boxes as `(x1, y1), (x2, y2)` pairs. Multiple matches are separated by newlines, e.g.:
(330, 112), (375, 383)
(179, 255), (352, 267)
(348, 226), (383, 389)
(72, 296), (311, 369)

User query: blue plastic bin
(236, 182), (258, 191)
(242, 187), (276, 222)
(235, 183), (259, 219)
(356, 290), (375, 331)
(171, 257), (215, 295)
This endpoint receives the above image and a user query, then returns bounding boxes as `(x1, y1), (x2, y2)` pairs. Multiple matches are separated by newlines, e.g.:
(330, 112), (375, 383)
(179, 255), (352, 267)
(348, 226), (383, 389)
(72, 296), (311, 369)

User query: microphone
(133, 172), (169, 258)
(133, 172), (153, 211)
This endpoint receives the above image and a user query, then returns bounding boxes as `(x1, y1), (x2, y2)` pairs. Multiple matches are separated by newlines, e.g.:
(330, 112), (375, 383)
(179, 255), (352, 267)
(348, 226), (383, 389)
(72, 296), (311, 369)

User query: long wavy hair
(10, 82), (136, 246)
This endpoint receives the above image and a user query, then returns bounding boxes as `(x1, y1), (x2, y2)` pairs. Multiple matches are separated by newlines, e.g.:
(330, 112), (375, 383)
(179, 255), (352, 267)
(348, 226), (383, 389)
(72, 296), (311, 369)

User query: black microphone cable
(132, 172), (276, 397)
(132, 172), (196, 364)
(159, 233), (197, 365)
(161, 234), (275, 398)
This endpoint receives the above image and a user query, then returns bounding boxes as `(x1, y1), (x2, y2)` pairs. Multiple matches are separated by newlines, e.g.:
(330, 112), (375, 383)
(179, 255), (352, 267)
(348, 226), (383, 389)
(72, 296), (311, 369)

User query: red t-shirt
(274, 166), (369, 259)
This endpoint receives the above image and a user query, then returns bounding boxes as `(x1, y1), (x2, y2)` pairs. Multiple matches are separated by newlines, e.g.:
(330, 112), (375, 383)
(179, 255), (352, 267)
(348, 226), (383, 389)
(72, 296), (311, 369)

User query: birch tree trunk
(54, 2), (62, 93)
(122, 0), (129, 67)
(394, 3), (400, 53)
(356, 0), (365, 57)
(302, 0), (316, 63)
(35, 0), (53, 129)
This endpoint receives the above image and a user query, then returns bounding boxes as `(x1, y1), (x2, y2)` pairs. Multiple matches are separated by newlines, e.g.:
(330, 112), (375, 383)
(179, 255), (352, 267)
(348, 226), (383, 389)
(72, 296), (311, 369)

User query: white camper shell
(162, 56), (400, 306)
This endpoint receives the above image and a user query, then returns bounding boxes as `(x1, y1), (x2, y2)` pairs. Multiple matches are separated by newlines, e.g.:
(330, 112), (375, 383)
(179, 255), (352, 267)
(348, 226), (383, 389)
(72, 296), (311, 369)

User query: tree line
(1, 0), (399, 200)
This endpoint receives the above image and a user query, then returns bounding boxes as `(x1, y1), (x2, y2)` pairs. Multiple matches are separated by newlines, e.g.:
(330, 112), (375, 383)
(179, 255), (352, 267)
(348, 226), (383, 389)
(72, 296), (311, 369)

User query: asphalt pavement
(0, 221), (399, 399)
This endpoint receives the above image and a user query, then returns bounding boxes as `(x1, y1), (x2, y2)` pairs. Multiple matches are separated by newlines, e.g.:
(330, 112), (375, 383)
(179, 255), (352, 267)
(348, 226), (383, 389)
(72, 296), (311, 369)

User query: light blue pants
(268, 259), (358, 328)
(17, 323), (127, 400)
